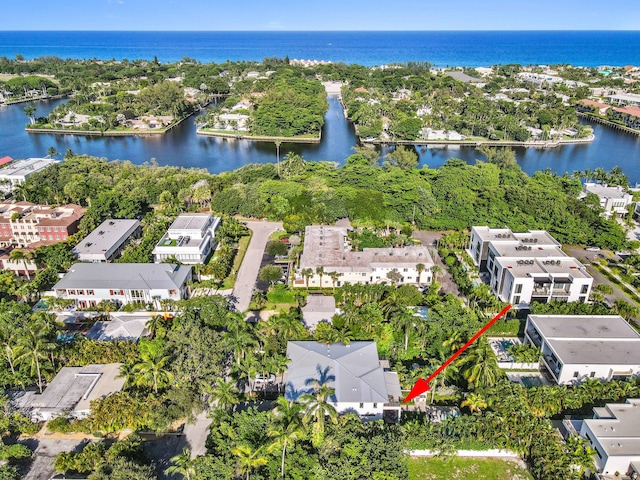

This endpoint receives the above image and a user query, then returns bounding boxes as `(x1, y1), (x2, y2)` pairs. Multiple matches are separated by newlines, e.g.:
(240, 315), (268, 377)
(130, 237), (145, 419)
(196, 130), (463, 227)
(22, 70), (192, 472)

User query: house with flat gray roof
(296, 225), (434, 288)
(525, 315), (640, 385)
(73, 219), (141, 263)
(153, 213), (220, 264)
(0, 157), (59, 195)
(301, 295), (336, 330)
(285, 341), (402, 421)
(53, 263), (192, 308)
(14, 363), (125, 421)
(579, 399), (640, 476)
(581, 183), (633, 219)
(468, 226), (592, 308)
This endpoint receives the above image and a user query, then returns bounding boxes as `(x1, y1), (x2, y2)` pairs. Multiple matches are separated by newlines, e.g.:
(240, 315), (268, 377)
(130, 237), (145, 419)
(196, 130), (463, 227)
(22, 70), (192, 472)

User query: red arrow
(403, 304), (512, 404)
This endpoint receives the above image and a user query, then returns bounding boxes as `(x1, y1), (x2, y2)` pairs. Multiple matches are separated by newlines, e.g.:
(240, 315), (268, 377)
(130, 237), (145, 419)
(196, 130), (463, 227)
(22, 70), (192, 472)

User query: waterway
(2, 96), (640, 182)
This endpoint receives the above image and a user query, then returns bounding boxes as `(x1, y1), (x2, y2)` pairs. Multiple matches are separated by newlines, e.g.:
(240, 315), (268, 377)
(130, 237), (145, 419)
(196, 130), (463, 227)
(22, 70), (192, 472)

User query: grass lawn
(221, 233), (252, 289)
(407, 457), (532, 480)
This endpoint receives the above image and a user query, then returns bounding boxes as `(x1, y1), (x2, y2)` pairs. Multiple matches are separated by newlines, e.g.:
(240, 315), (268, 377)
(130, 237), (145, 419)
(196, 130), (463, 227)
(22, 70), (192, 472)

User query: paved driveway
(233, 220), (282, 312)
(24, 438), (87, 480)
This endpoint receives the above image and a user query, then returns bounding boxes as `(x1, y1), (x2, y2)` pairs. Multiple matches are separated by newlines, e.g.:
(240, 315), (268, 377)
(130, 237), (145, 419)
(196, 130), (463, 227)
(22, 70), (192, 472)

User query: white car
(254, 373), (276, 385)
(586, 247), (601, 252)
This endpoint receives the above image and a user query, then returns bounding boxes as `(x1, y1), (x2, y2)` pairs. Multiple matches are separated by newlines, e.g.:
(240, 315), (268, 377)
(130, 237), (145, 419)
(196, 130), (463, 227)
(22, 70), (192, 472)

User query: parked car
(586, 246), (601, 252)
(254, 373), (276, 385)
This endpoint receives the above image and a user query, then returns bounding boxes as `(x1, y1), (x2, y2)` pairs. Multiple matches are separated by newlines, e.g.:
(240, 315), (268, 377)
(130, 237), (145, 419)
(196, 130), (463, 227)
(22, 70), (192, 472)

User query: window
(359, 403), (364, 409)
(513, 296), (521, 304)
(515, 284), (523, 294)
(403, 268), (408, 272)
(580, 284), (589, 294)
(373, 403), (377, 408)
(590, 372), (596, 378)
(87, 290), (94, 295)
(573, 371), (579, 378)
(68, 290), (76, 295)
(77, 290), (84, 295)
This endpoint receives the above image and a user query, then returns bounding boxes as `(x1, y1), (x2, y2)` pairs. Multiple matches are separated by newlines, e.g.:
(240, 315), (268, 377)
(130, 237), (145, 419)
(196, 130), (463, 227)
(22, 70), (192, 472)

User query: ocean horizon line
(2, 29), (639, 33)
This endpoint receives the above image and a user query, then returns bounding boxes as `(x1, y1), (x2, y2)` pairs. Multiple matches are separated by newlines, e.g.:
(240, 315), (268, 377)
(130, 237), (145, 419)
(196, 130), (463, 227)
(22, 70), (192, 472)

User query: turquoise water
(1, 31), (639, 66)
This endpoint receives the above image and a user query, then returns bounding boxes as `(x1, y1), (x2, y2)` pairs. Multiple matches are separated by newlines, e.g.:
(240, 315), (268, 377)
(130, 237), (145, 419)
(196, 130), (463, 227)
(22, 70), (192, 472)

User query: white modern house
(580, 183), (634, 219)
(53, 263), (192, 308)
(468, 227), (592, 308)
(14, 363), (125, 421)
(73, 219), (141, 263)
(285, 341), (402, 422)
(580, 399), (640, 476)
(295, 225), (434, 288)
(524, 315), (640, 385)
(0, 157), (59, 195)
(152, 213), (221, 264)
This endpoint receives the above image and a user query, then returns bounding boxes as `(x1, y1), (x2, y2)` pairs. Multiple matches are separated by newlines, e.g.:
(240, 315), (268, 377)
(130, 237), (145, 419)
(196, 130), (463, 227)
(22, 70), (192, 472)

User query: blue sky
(5, 0), (640, 31)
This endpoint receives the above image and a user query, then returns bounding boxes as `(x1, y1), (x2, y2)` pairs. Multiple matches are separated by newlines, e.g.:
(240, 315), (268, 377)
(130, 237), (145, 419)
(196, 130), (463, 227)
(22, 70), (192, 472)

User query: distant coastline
(1, 31), (639, 66)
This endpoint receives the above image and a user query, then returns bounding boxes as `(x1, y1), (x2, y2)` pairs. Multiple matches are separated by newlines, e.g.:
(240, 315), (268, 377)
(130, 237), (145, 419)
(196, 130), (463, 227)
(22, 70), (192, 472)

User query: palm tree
(301, 268), (313, 289)
(145, 314), (163, 338)
(9, 248), (32, 281)
(566, 434), (596, 477)
(0, 321), (17, 376)
(24, 105), (36, 125)
(165, 447), (196, 480)
(209, 379), (239, 412)
(431, 265), (442, 282)
(132, 341), (174, 394)
(328, 271), (340, 292)
(416, 263), (426, 285)
(460, 339), (501, 389)
(315, 266), (325, 288)
(301, 381), (338, 447)
(392, 308), (416, 351)
(461, 392), (488, 413)
(233, 354), (259, 398)
(15, 325), (55, 393)
(268, 397), (305, 477)
(232, 444), (267, 480)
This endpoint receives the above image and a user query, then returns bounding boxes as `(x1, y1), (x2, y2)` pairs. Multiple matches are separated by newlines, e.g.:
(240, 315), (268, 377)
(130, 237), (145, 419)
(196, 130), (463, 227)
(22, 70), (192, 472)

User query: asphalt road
(232, 220), (282, 313)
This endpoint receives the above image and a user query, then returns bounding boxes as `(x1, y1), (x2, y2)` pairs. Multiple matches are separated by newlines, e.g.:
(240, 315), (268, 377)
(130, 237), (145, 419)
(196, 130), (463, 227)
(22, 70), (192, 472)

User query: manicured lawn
(407, 456), (532, 480)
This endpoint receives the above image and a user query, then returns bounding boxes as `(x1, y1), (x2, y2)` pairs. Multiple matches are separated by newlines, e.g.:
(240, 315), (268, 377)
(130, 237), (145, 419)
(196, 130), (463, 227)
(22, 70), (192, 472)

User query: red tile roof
(614, 106), (640, 118)
(0, 157), (13, 166)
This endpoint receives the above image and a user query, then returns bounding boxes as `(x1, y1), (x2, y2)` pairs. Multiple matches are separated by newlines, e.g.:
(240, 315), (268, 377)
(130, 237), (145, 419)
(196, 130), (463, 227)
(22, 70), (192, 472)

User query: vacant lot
(407, 457), (532, 480)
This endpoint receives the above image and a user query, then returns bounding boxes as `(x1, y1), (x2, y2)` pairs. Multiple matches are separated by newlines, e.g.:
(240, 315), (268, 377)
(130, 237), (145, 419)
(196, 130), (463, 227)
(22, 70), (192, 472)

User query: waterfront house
(524, 315), (640, 385)
(468, 227), (592, 308)
(152, 213), (220, 264)
(53, 263), (192, 308)
(73, 219), (141, 263)
(606, 92), (640, 107)
(285, 341), (402, 422)
(576, 98), (611, 116)
(295, 225), (434, 288)
(580, 183), (634, 219)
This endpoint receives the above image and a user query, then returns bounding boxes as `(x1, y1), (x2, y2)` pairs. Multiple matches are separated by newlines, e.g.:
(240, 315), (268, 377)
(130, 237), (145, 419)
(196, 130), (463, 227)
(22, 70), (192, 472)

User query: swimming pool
(520, 375), (544, 387)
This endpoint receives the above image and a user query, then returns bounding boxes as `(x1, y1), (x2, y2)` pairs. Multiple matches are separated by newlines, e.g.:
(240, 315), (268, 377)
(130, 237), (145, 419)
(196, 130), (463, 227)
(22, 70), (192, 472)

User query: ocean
(0, 30), (639, 66)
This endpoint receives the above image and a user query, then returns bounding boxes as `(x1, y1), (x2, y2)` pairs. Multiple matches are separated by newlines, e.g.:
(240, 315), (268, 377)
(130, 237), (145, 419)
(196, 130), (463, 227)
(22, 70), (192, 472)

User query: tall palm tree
(315, 266), (325, 288)
(0, 321), (17, 376)
(209, 378), (239, 412)
(301, 382), (338, 447)
(132, 341), (174, 394)
(460, 339), (500, 389)
(301, 268), (313, 289)
(392, 308), (416, 351)
(165, 447), (196, 480)
(328, 271), (340, 292)
(9, 248), (32, 281)
(15, 325), (55, 393)
(416, 263), (425, 285)
(268, 397), (305, 477)
(232, 444), (267, 480)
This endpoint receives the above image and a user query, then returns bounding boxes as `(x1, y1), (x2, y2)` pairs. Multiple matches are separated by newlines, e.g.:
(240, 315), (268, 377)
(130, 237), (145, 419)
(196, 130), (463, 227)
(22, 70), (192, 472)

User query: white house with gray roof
(152, 213), (220, 264)
(468, 226), (592, 308)
(0, 157), (59, 195)
(285, 341), (402, 421)
(13, 363), (125, 421)
(73, 219), (141, 263)
(296, 225), (434, 288)
(579, 399), (640, 476)
(525, 315), (640, 385)
(580, 183), (633, 219)
(53, 263), (192, 308)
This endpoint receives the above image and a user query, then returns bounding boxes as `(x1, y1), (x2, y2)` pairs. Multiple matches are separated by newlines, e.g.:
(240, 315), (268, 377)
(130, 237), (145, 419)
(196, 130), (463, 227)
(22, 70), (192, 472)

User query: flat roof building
(581, 183), (633, 219)
(607, 92), (640, 107)
(15, 363), (125, 421)
(0, 157), (59, 194)
(468, 227), (592, 308)
(285, 341), (402, 421)
(580, 399), (640, 476)
(152, 213), (220, 264)
(296, 225), (434, 288)
(525, 315), (640, 385)
(73, 219), (141, 263)
(301, 295), (336, 330)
